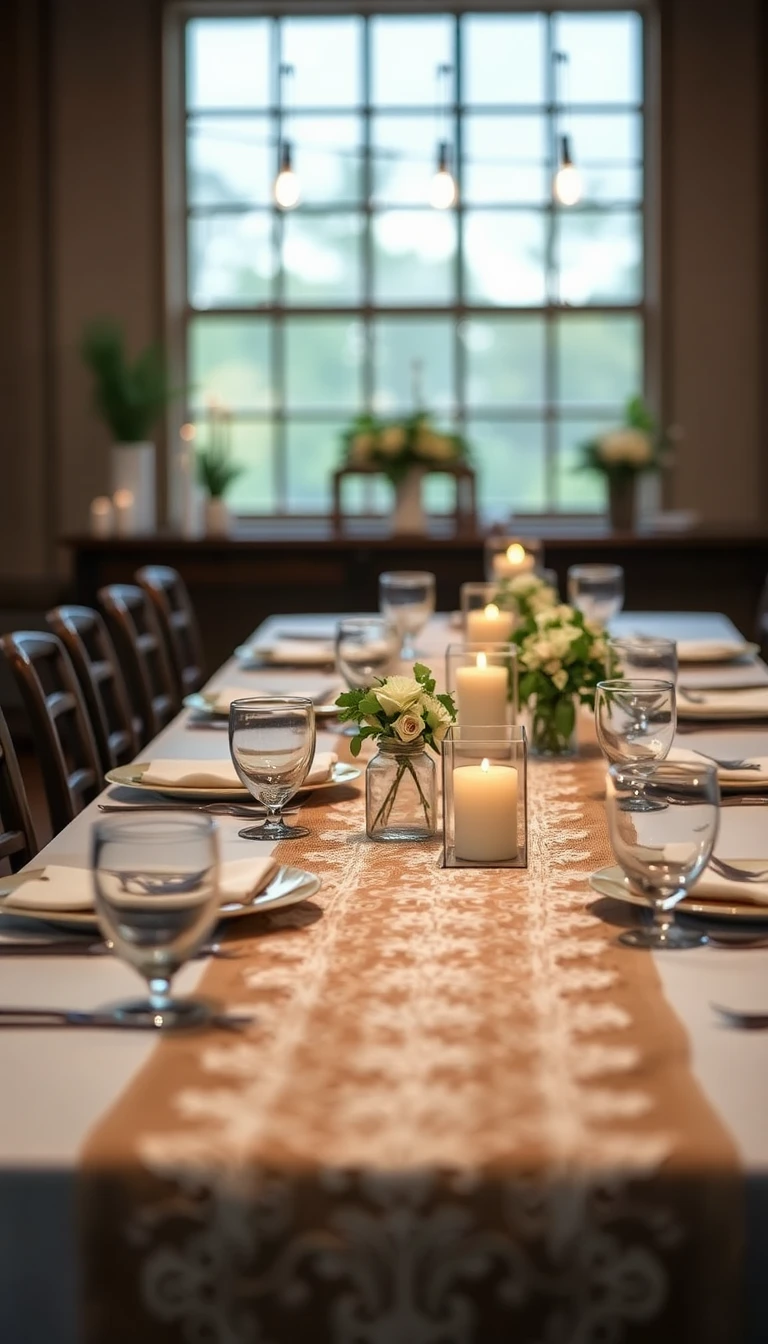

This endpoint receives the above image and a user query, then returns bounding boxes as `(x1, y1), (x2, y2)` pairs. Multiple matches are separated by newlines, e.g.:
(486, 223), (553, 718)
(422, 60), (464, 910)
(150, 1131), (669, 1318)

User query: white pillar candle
(455, 652), (509, 740)
(89, 495), (114, 537)
(465, 602), (514, 646)
(113, 488), (136, 537)
(492, 543), (535, 579)
(454, 757), (519, 861)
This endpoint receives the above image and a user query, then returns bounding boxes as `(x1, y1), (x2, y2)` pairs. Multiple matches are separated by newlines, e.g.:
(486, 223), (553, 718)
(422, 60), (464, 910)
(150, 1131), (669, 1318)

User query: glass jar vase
(365, 739), (436, 842)
(529, 692), (579, 759)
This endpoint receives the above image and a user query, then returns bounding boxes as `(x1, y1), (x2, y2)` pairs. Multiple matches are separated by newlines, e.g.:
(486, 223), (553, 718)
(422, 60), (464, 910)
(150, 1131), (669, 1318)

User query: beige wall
(0, 0), (765, 588)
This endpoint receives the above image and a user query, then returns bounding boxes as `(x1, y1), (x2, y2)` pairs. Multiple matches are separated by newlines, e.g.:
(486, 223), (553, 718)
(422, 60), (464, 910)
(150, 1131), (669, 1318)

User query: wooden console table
(331, 464), (477, 535)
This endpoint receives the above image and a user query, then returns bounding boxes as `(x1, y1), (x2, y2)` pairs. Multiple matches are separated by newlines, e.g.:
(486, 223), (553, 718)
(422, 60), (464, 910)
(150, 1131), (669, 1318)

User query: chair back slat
(136, 566), (205, 699)
(47, 605), (139, 772)
(0, 631), (101, 835)
(0, 707), (37, 873)
(98, 585), (178, 743)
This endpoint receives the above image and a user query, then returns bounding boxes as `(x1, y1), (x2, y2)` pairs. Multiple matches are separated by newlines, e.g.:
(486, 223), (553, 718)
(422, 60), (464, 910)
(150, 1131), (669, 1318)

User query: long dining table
(3, 608), (768, 1344)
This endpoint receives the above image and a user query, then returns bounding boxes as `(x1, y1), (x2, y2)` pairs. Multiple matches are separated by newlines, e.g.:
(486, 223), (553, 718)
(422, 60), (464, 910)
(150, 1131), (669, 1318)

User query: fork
(711, 1003), (768, 1030)
(687, 750), (762, 772)
(98, 802), (300, 818)
(0, 939), (245, 960)
(0, 1007), (254, 1031)
(708, 856), (768, 883)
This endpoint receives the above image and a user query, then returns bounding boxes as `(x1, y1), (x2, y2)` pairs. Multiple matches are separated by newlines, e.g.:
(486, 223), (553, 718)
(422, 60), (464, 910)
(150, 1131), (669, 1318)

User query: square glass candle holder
(484, 535), (543, 583)
(442, 724), (528, 869)
(446, 643), (518, 732)
(460, 582), (516, 644)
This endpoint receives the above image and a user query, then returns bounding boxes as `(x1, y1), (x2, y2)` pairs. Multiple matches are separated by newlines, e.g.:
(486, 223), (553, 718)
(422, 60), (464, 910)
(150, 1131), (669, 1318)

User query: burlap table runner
(80, 737), (742, 1343)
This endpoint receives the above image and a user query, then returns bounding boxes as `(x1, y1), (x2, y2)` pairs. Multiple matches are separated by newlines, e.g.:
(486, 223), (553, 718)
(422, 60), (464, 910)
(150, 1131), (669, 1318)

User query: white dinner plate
(589, 864), (768, 922)
(184, 691), (341, 722)
(234, 642), (334, 669)
(677, 640), (760, 664)
(105, 760), (361, 801)
(676, 691), (768, 722)
(0, 865), (322, 934)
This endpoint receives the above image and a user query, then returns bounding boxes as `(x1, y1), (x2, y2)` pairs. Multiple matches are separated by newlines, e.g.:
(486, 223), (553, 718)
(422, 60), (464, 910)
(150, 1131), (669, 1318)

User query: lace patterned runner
(80, 739), (742, 1343)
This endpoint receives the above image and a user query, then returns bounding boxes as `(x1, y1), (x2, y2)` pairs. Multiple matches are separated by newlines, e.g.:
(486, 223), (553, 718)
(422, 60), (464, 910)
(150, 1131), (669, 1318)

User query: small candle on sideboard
(453, 757), (519, 861)
(492, 542), (535, 580)
(89, 496), (114, 538)
(465, 602), (514, 646)
(455, 652), (508, 740)
(113, 488), (135, 537)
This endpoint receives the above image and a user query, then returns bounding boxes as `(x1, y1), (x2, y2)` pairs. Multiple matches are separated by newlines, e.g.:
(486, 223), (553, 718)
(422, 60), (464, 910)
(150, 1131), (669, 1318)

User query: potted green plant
(81, 320), (174, 534)
(196, 404), (242, 536)
(578, 395), (667, 532)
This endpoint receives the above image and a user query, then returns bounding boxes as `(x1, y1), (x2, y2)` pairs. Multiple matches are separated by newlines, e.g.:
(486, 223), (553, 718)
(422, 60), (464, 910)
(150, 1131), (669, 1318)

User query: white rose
(544, 659), (561, 677)
(378, 426), (406, 456)
(552, 668), (569, 691)
(374, 675), (422, 716)
(392, 711), (424, 743)
(598, 428), (653, 467)
(420, 693), (453, 742)
(535, 638), (554, 662)
(416, 430), (456, 463)
(528, 586), (558, 614)
(508, 574), (539, 596)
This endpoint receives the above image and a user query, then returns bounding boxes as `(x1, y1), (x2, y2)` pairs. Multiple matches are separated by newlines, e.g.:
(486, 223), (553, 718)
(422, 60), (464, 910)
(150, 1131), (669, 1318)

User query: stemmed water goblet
(335, 617), (399, 733)
(378, 570), (436, 662)
(595, 678), (676, 801)
(92, 813), (220, 1029)
(229, 697), (316, 841)
(567, 564), (625, 626)
(609, 635), (678, 683)
(606, 759), (719, 949)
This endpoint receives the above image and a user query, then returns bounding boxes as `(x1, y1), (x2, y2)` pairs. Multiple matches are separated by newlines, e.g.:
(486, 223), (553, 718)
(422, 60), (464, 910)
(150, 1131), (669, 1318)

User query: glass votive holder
(460, 582), (516, 643)
(445, 643), (518, 733)
(484, 535), (543, 583)
(442, 724), (528, 869)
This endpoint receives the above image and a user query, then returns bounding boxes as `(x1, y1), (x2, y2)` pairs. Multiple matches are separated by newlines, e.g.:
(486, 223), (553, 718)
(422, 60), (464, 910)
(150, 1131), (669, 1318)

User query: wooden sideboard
(62, 524), (768, 670)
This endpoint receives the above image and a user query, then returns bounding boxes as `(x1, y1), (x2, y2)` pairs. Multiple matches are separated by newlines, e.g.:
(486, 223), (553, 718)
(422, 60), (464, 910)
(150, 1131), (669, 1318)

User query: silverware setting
(711, 1002), (768, 1030)
(0, 939), (244, 960)
(0, 1007), (254, 1031)
(686, 750), (763, 771)
(98, 802), (300, 818)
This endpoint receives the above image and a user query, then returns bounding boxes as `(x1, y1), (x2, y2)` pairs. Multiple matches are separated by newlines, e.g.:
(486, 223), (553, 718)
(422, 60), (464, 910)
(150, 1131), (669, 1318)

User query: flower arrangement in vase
(511, 605), (615, 758)
(335, 663), (456, 841)
(494, 571), (560, 625)
(342, 411), (469, 534)
(578, 395), (668, 532)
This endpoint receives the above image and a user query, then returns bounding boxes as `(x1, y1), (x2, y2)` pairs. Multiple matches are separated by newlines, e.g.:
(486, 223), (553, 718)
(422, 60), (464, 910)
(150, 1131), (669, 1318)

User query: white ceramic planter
(204, 497), (231, 537)
(111, 442), (156, 534)
(392, 467), (427, 535)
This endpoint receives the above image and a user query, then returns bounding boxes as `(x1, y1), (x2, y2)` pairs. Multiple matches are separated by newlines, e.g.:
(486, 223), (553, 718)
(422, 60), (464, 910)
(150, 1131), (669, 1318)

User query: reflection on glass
(187, 117), (272, 208)
(462, 317), (545, 407)
(461, 15), (546, 105)
(186, 19), (270, 110)
(282, 17), (362, 107)
(464, 420), (546, 517)
(189, 214), (275, 308)
(462, 115), (547, 205)
(464, 212), (547, 306)
(373, 319), (454, 414)
(189, 317), (272, 413)
(284, 318), (364, 410)
(371, 17), (454, 106)
(557, 210), (642, 305)
(554, 14), (642, 106)
(556, 316), (642, 406)
(283, 213), (363, 305)
(372, 212), (456, 305)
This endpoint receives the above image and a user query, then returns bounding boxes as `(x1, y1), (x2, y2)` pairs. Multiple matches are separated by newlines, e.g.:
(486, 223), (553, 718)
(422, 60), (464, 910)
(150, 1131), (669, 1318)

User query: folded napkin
(667, 745), (768, 785)
(141, 752), (338, 791)
(3, 858), (279, 913)
(677, 686), (768, 719)
(238, 641), (333, 668)
(677, 639), (752, 663)
(690, 863), (768, 907)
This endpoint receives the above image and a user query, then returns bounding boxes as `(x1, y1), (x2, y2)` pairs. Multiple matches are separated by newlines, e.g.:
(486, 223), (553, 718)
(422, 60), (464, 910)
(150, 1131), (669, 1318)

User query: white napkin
(3, 858), (279, 913)
(141, 752), (337, 791)
(677, 686), (768, 719)
(202, 686), (260, 715)
(691, 863), (768, 907)
(666, 745), (768, 785)
(677, 639), (752, 663)
(239, 641), (333, 667)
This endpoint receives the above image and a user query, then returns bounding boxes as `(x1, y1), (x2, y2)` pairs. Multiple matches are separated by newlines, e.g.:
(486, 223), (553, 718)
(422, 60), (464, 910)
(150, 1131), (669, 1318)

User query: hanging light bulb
(553, 134), (581, 206)
(274, 141), (300, 209)
(430, 141), (457, 210)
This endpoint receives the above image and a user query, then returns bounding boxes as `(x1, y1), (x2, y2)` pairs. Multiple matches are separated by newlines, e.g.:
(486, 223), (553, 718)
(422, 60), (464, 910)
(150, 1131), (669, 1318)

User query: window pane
(372, 115), (455, 207)
(189, 317), (272, 413)
(563, 113), (642, 203)
(187, 117), (272, 208)
(557, 417), (620, 512)
(461, 16), (546, 106)
(372, 212), (457, 305)
(187, 19), (271, 110)
(553, 14), (642, 106)
(283, 213), (363, 306)
(463, 115), (547, 205)
(289, 116), (362, 205)
(557, 314), (642, 407)
(284, 319), (364, 411)
(371, 17), (454, 107)
(464, 212), (547, 306)
(285, 420), (347, 511)
(557, 210), (642, 304)
(462, 317), (545, 408)
(373, 319), (454, 415)
(226, 423), (276, 512)
(466, 419), (547, 517)
(189, 213), (276, 307)
(281, 17), (362, 107)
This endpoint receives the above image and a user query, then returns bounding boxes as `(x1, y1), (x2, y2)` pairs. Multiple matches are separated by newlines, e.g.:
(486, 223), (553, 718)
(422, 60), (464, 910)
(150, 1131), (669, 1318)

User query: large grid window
(181, 9), (645, 518)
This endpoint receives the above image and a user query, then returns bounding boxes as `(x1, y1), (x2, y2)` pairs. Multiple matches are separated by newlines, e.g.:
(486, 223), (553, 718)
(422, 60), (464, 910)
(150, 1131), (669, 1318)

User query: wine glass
(595, 679), (676, 809)
(606, 759), (719, 949)
(609, 636), (678, 683)
(567, 564), (625, 625)
(92, 813), (220, 1029)
(335, 617), (399, 733)
(379, 570), (436, 661)
(229, 697), (316, 841)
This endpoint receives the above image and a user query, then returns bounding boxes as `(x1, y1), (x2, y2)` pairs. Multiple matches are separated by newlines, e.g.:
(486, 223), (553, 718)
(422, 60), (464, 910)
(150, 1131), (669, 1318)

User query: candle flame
(180, 422), (196, 442)
(113, 488), (134, 507)
(483, 603), (500, 620)
(476, 652), (487, 669)
(481, 757), (490, 773)
(506, 543), (526, 565)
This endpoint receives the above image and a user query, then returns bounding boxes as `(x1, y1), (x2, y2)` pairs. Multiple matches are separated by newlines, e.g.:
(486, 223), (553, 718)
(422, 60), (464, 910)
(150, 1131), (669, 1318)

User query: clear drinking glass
(595, 678), (676, 796)
(606, 760), (719, 949)
(92, 814), (220, 1029)
(229, 697), (316, 841)
(378, 570), (436, 661)
(609, 636), (678, 683)
(336, 615), (399, 735)
(567, 563), (625, 625)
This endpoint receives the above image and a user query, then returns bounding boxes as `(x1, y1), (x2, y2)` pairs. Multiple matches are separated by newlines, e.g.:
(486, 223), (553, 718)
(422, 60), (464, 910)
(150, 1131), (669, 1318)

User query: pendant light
(274, 62), (300, 210)
(552, 52), (582, 207)
(430, 63), (457, 210)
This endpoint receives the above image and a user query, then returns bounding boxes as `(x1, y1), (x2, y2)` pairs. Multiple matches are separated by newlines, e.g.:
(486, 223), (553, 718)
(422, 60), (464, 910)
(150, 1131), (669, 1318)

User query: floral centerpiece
(342, 411), (469, 534)
(335, 663), (456, 841)
(512, 604), (615, 757)
(494, 571), (559, 625)
(578, 395), (667, 532)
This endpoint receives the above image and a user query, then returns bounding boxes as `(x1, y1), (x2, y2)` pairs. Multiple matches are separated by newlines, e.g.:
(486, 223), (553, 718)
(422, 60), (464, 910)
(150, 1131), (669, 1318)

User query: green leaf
(554, 695), (576, 739)
(349, 735), (363, 757)
(335, 689), (364, 708)
(435, 692), (457, 719)
(357, 691), (382, 716)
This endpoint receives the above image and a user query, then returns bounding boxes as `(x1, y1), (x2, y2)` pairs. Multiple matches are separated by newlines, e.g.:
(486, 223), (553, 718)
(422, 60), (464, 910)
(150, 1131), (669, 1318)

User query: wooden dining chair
(136, 565), (206, 699)
(98, 584), (178, 743)
(46, 605), (139, 772)
(0, 631), (102, 835)
(0, 704), (38, 873)
(755, 574), (768, 661)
